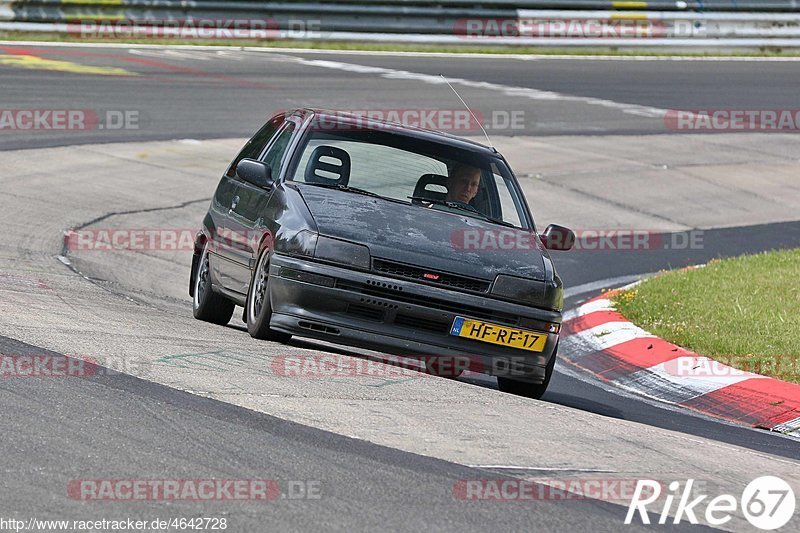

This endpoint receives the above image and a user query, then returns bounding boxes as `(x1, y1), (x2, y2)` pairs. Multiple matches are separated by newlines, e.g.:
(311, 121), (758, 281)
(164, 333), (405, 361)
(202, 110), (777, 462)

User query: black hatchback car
(190, 109), (574, 398)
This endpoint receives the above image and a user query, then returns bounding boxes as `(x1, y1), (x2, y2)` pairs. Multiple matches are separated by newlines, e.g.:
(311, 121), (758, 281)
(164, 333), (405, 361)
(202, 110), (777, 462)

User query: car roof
(287, 108), (500, 158)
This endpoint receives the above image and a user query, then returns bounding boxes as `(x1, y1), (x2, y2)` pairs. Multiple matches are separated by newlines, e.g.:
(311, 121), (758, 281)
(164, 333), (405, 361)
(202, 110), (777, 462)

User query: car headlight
(314, 235), (371, 270)
(492, 274), (563, 312)
(275, 229), (318, 257)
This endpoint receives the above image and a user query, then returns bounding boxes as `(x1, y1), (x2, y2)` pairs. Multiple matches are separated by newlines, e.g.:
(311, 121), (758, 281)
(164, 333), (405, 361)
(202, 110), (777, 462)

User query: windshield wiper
(304, 182), (408, 204)
(407, 196), (516, 228)
(305, 182), (380, 198)
(408, 196), (479, 212)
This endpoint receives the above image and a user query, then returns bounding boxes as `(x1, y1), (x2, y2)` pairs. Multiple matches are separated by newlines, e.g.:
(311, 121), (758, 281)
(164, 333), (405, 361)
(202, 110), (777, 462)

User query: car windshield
(286, 120), (530, 229)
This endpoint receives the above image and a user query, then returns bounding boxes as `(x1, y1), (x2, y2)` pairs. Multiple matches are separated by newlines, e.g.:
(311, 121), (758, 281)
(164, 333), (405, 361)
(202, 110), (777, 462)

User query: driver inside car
(445, 163), (481, 204)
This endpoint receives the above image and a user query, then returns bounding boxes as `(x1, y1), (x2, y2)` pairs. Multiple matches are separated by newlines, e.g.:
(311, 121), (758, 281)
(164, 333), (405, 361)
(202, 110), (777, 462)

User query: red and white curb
(560, 291), (800, 438)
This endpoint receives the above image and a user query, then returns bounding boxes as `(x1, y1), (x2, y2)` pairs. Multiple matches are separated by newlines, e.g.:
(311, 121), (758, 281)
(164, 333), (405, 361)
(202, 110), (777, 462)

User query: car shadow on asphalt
(540, 391), (625, 419)
(226, 317), (623, 419)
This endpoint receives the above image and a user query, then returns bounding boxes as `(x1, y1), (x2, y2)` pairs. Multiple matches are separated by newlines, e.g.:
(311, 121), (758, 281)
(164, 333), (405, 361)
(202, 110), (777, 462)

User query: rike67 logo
(626, 476), (795, 530)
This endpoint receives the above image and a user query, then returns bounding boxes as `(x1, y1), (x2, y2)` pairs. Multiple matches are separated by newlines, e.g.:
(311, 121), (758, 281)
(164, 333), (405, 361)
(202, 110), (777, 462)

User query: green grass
(1, 31), (799, 57)
(612, 249), (800, 383)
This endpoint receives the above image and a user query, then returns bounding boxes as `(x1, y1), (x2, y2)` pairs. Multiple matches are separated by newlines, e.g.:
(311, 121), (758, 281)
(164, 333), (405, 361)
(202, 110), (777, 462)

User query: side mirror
(236, 158), (274, 189)
(540, 224), (575, 251)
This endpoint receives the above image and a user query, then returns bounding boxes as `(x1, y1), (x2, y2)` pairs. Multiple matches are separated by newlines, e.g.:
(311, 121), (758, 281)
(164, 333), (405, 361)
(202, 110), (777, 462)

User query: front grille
(372, 259), (490, 294)
(297, 321), (340, 335)
(345, 304), (385, 322)
(336, 280), (520, 327)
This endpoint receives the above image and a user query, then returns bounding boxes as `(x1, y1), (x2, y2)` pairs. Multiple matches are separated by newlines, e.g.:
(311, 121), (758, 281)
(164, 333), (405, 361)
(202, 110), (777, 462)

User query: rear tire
(496, 342), (557, 399)
(246, 249), (291, 342)
(192, 242), (235, 325)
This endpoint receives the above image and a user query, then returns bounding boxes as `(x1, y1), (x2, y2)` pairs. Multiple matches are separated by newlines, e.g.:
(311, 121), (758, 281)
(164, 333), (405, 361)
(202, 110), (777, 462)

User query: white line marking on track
(292, 58), (669, 118)
(129, 48), (245, 61)
(163, 49), (210, 60)
(467, 465), (616, 472)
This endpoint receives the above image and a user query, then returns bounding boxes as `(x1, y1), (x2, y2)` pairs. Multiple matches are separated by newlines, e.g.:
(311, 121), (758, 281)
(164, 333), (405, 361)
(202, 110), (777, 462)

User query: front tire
(246, 249), (291, 342)
(496, 342), (557, 399)
(192, 242), (235, 325)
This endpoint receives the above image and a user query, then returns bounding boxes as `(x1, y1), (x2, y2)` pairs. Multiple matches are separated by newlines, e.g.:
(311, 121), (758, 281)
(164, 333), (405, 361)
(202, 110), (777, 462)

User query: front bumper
(267, 254), (561, 383)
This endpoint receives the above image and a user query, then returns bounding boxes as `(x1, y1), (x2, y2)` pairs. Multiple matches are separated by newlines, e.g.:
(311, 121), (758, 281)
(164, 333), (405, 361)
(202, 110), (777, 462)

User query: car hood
(296, 184), (547, 281)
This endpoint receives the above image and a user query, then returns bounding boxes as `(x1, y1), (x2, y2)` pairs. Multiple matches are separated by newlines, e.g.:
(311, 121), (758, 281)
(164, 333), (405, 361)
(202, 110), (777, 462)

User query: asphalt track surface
(1, 44), (799, 531)
(2, 335), (653, 531)
(2, 44), (800, 150)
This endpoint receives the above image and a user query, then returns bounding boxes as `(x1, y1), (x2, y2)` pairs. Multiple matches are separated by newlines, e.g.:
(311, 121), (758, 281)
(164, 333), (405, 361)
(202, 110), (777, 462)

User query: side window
(491, 164), (524, 228)
(226, 116), (283, 177)
(262, 122), (296, 177)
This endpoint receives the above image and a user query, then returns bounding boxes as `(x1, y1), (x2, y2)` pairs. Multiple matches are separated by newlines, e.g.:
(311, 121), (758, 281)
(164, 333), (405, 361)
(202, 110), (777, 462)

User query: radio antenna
(440, 74), (494, 150)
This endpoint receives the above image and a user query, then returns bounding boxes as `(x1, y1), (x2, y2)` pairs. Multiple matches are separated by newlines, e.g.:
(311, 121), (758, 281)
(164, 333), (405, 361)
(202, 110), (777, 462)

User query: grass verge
(1, 31), (800, 57)
(612, 249), (800, 384)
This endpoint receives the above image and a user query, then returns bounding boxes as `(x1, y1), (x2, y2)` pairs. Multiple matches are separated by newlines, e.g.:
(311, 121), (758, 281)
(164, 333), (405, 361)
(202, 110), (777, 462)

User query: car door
(210, 116), (284, 292)
(225, 119), (299, 294)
